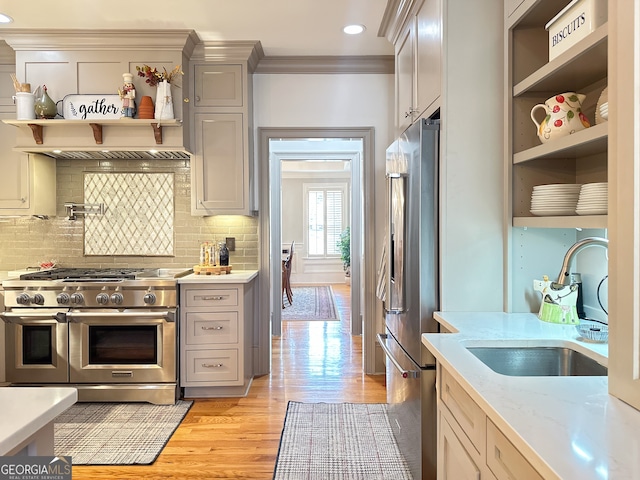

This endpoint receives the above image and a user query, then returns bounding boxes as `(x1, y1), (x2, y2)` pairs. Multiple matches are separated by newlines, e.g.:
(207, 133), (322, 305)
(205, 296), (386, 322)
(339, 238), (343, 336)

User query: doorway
(256, 127), (376, 376)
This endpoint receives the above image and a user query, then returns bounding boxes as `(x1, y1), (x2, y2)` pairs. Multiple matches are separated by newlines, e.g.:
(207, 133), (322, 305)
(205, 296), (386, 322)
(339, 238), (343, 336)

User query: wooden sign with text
(62, 94), (121, 120)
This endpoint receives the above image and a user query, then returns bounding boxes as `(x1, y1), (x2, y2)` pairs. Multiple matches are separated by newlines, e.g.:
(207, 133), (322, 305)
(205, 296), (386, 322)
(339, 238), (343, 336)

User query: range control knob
(110, 293), (124, 305)
(16, 293), (32, 305)
(33, 293), (45, 305)
(96, 293), (110, 305)
(56, 293), (70, 305)
(70, 293), (84, 305)
(143, 293), (157, 305)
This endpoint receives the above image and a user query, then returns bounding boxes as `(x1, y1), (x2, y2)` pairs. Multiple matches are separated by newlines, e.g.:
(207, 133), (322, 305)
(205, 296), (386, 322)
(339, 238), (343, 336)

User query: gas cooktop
(19, 268), (152, 281)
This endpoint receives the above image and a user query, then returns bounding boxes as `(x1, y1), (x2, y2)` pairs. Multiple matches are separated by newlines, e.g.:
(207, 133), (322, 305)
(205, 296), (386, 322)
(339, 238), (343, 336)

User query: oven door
(67, 308), (177, 384)
(1, 309), (70, 383)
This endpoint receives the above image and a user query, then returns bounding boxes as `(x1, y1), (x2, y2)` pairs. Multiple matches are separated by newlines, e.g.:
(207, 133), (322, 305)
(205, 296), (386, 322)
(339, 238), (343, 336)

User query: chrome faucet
(556, 237), (609, 285)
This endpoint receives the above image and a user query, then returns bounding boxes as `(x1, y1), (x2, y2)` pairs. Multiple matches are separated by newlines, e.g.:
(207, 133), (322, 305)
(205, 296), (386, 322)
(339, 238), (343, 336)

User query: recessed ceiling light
(343, 24), (365, 35)
(0, 13), (13, 24)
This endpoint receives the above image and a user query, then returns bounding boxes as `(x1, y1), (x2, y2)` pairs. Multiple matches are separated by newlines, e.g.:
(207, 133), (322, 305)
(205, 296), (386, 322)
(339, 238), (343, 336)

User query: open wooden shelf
(2, 118), (182, 145)
(513, 215), (607, 229)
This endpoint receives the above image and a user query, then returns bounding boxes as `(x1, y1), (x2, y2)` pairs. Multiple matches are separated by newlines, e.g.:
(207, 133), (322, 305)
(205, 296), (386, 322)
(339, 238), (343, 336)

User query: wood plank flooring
(72, 283), (387, 479)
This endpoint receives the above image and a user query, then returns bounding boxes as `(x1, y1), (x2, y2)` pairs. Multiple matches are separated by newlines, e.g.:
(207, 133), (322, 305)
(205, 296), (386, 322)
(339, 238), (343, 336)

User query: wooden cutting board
(193, 265), (233, 275)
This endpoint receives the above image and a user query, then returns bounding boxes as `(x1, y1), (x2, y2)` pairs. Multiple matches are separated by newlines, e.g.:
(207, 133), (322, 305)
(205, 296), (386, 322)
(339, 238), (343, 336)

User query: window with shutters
(304, 183), (347, 258)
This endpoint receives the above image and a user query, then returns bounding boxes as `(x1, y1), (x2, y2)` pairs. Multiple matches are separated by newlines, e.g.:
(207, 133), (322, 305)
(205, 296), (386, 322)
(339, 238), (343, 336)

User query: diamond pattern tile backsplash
(84, 173), (174, 256)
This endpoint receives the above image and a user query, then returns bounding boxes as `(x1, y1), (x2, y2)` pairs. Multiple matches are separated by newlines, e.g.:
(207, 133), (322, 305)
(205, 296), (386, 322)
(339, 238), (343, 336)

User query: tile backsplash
(0, 158), (258, 271)
(84, 172), (175, 256)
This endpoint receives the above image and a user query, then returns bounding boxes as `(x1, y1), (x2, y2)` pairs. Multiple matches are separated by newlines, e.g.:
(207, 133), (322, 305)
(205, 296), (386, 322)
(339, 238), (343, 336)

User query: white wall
(254, 73), (394, 371)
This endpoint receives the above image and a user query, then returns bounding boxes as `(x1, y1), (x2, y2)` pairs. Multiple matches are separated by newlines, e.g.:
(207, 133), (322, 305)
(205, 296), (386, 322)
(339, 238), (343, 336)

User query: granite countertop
(178, 269), (258, 284)
(423, 312), (640, 480)
(0, 387), (77, 455)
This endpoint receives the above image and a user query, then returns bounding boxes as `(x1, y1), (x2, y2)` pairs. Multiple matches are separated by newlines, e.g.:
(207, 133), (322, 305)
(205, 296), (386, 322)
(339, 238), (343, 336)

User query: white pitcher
(530, 92), (590, 144)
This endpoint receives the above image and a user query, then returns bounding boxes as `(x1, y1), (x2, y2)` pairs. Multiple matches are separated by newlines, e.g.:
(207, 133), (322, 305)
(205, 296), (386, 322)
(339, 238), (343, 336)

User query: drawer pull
(201, 325), (224, 330)
(196, 295), (226, 301)
(494, 446), (516, 478)
(202, 363), (224, 368)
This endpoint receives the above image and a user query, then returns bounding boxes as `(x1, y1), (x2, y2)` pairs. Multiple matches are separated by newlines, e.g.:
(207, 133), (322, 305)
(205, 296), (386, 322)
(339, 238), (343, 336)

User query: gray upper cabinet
(0, 44), (56, 217)
(193, 64), (243, 109)
(190, 61), (255, 216)
(394, 0), (442, 133)
(414, 0), (441, 121)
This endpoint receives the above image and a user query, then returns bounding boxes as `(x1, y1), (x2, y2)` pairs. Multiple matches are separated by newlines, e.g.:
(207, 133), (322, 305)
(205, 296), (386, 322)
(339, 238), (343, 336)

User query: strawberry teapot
(530, 92), (590, 144)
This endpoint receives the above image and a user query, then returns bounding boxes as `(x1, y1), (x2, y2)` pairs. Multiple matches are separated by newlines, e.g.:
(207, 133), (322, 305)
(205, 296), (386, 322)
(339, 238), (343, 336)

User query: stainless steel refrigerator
(377, 118), (440, 480)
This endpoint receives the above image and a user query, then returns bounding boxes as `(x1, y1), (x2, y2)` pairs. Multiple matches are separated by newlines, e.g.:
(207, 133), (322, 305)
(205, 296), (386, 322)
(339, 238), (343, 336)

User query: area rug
(282, 286), (339, 321)
(273, 402), (412, 480)
(54, 400), (192, 465)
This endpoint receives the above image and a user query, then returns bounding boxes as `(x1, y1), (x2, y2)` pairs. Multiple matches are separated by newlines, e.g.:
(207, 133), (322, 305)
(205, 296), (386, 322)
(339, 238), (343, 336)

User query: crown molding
(378, 0), (417, 44)
(0, 41), (15, 64)
(254, 55), (394, 74)
(191, 40), (265, 71)
(1, 29), (200, 55)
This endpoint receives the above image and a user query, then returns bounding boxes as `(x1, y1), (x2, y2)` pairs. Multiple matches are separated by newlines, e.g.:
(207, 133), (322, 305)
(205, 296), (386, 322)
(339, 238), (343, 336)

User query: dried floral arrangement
(135, 65), (183, 87)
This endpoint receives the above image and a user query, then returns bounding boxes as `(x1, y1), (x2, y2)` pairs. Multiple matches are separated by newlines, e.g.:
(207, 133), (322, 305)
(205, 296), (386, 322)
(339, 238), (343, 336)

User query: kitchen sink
(466, 346), (607, 377)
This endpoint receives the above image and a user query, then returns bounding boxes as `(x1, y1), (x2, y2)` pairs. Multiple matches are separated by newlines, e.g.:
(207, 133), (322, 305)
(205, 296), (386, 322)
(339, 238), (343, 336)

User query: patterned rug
(54, 400), (192, 465)
(282, 286), (339, 321)
(273, 402), (412, 479)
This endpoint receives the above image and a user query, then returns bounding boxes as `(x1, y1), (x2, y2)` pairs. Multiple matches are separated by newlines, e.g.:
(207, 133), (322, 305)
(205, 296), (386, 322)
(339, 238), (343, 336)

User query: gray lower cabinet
(180, 280), (255, 397)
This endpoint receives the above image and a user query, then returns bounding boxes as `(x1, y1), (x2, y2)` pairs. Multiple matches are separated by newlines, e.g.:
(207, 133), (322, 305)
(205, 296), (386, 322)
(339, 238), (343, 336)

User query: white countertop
(423, 312), (640, 480)
(178, 269), (258, 284)
(0, 387), (77, 455)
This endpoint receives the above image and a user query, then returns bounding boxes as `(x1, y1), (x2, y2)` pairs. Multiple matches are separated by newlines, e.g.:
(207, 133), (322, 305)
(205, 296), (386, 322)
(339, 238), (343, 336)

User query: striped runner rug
(273, 401), (412, 479)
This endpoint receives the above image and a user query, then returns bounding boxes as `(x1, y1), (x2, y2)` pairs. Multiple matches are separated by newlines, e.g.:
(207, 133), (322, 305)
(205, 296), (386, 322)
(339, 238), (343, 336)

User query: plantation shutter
(326, 190), (342, 255)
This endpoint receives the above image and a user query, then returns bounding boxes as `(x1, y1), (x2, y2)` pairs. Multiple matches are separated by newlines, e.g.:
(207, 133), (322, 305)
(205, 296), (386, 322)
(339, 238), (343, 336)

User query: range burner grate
(19, 268), (148, 281)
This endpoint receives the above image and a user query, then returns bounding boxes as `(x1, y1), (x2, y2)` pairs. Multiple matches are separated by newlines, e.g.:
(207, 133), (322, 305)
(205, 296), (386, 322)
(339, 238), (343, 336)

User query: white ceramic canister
(13, 92), (36, 120)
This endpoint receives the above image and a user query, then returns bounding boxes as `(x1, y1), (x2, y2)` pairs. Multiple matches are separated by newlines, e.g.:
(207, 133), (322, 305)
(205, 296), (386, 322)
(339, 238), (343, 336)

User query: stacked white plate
(576, 182), (608, 215)
(530, 184), (581, 216)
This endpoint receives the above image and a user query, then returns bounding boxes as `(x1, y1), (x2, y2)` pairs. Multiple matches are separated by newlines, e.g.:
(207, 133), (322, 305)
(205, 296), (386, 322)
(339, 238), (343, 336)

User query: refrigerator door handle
(377, 333), (419, 378)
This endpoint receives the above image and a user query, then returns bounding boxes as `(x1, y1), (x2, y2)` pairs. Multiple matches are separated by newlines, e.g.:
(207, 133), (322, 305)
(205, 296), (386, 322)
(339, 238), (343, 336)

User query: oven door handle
(376, 333), (419, 379)
(66, 311), (176, 322)
(1, 312), (68, 323)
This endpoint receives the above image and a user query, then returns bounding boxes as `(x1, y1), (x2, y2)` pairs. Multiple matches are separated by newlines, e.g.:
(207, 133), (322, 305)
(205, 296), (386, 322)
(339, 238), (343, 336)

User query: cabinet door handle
(202, 363), (223, 368)
(195, 295), (226, 301)
(201, 325), (224, 330)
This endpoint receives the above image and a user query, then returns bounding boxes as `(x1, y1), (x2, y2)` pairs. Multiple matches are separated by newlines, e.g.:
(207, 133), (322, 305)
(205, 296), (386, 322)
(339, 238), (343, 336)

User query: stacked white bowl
(530, 184), (581, 216)
(599, 102), (608, 121)
(576, 182), (608, 215)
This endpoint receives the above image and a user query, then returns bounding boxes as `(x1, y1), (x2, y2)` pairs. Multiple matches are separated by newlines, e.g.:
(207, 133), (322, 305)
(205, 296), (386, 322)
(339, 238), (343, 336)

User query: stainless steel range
(1, 267), (189, 405)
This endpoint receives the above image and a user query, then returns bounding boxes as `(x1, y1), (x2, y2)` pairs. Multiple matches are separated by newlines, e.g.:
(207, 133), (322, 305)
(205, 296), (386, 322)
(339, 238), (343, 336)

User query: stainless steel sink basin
(466, 346), (607, 376)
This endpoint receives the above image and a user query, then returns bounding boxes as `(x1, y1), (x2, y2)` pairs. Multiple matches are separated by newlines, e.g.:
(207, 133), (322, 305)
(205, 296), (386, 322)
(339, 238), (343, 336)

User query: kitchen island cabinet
(424, 311), (640, 480)
(178, 271), (257, 397)
(0, 387), (77, 456)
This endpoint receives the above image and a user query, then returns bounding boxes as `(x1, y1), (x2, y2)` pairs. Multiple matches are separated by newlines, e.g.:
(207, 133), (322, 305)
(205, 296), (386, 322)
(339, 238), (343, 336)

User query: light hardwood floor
(73, 283), (387, 479)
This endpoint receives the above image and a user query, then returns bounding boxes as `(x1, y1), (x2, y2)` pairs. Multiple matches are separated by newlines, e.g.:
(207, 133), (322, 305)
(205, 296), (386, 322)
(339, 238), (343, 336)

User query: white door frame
(255, 127), (376, 376)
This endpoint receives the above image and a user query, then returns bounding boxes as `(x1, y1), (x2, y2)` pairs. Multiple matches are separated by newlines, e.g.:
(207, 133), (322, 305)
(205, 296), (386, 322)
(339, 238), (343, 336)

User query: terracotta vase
(138, 95), (154, 119)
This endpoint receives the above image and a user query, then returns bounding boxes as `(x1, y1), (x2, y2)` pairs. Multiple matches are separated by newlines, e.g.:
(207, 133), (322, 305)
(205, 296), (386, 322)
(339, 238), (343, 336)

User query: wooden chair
(282, 241), (294, 308)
